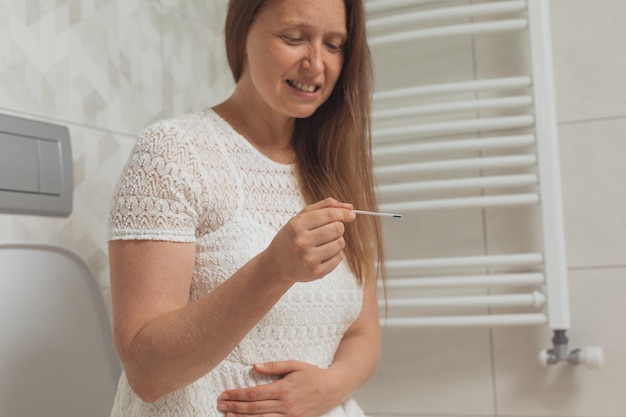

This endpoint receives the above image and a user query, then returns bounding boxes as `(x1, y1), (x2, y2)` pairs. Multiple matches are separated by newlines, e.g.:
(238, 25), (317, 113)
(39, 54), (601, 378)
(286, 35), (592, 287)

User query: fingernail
(348, 211), (356, 220)
(218, 403), (227, 411)
(255, 362), (265, 369)
(220, 393), (229, 400)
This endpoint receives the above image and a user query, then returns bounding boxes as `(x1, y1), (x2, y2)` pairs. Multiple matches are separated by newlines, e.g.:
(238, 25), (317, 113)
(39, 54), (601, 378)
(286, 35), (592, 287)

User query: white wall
(1, 1), (624, 416)
(355, 1), (626, 417)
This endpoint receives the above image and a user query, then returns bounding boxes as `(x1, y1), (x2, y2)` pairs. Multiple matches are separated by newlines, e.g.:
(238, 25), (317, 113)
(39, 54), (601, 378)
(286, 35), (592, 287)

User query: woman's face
(239, 0), (347, 120)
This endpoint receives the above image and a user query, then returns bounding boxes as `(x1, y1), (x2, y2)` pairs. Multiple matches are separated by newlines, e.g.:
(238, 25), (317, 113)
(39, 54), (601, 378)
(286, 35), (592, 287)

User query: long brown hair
(224, 0), (385, 285)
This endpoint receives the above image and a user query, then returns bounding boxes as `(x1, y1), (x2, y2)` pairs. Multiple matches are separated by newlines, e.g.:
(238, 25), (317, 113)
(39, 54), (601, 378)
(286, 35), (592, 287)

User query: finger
(291, 235), (345, 277)
(291, 248), (344, 280)
(308, 219), (345, 242)
(311, 236), (346, 263)
(253, 360), (303, 376)
(218, 398), (281, 415)
(300, 197), (353, 213)
(219, 380), (281, 402)
(316, 251), (344, 277)
(295, 207), (355, 232)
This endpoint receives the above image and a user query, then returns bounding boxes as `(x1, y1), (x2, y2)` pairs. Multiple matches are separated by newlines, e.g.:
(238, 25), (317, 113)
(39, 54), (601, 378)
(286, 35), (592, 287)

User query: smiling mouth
(287, 80), (320, 93)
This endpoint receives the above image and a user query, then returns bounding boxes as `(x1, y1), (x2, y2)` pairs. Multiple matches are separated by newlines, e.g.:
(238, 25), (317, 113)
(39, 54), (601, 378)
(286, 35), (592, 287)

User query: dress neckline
(204, 108), (296, 171)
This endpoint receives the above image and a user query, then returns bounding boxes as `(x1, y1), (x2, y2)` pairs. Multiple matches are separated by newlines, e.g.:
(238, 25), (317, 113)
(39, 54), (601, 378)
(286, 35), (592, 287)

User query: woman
(107, 0), (385, 416)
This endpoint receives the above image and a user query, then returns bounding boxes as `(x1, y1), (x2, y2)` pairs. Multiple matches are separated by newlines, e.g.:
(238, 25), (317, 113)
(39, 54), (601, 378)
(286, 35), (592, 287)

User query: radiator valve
(538, 330), (604, 369)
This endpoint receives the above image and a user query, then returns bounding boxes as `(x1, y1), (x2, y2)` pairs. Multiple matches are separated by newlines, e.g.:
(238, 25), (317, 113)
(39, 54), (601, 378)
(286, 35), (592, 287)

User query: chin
(294, 111), (317, 119)
(289, 104), (324, 119)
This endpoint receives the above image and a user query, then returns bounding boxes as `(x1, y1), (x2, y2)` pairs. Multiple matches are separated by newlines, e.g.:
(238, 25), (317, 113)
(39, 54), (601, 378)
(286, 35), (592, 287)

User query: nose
(302, 43), (324, 74)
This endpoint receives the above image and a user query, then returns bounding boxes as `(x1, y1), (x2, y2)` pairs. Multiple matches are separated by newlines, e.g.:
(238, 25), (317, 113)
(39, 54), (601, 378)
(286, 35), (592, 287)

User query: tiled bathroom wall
(1, 1), (624, 417)
(0, 0), (234, 313)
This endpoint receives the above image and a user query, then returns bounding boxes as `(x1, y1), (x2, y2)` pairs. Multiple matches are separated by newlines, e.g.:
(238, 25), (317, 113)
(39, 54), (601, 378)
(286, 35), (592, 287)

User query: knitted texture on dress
(108, 109), (366, 417)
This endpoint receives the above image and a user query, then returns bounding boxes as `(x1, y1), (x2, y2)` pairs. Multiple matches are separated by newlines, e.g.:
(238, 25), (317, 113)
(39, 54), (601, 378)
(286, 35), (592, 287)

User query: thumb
(253, 360), (303, 376)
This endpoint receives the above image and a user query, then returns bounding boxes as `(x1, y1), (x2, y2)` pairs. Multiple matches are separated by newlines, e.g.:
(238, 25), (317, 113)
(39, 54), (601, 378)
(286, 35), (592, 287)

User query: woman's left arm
(217, 279), (381, 417)
(324, 276), (382, 402)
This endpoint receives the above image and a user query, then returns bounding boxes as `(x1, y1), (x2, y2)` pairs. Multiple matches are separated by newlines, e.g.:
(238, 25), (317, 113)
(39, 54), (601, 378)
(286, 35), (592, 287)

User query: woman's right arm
(109, 198), (355, 403)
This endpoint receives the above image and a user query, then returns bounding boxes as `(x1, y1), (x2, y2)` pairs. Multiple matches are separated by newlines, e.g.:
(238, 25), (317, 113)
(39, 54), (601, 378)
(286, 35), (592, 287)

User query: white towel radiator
(367, 0), (603, 368)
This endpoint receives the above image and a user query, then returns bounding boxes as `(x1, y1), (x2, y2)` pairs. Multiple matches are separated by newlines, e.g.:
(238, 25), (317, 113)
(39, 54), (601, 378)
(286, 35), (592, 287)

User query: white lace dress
(108, 109), (367, 417)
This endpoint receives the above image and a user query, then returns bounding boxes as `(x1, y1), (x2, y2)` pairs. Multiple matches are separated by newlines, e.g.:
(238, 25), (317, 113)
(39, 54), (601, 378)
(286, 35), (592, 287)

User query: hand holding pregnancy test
(351, 209), (402, 219)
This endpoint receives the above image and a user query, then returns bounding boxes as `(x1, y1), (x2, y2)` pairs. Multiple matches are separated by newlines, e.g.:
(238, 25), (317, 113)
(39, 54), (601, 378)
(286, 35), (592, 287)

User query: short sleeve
(108, 121), (206, 242)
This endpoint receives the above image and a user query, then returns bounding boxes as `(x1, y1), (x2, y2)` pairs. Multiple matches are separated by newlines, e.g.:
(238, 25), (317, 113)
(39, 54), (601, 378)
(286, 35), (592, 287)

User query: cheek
(247, 57), (278, 92)
(250, 47), (297, 83)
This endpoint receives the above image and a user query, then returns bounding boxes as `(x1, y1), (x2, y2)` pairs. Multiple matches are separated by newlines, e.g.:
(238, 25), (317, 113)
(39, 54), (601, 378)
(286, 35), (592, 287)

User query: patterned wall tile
(0, 0), (228, 317)
(159, 6), (234, 117)
(1, 0), (163, 135)
(154, 0), (228, 30)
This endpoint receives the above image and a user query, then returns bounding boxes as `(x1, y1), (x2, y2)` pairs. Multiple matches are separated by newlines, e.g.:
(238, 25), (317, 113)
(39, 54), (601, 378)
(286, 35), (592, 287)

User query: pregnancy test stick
(352, 210), (402, 219)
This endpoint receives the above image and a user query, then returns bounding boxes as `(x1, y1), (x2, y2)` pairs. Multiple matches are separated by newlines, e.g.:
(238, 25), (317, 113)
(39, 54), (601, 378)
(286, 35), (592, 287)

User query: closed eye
(325, 42), (344, 53)
(282, 35), (303, 45)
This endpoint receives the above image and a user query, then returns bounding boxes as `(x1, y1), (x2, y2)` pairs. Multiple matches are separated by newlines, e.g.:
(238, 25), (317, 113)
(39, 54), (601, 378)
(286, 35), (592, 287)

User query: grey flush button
(38, 140), (62, 195)
(0, 132), (40, 193)
(0, 113), (73, 217)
